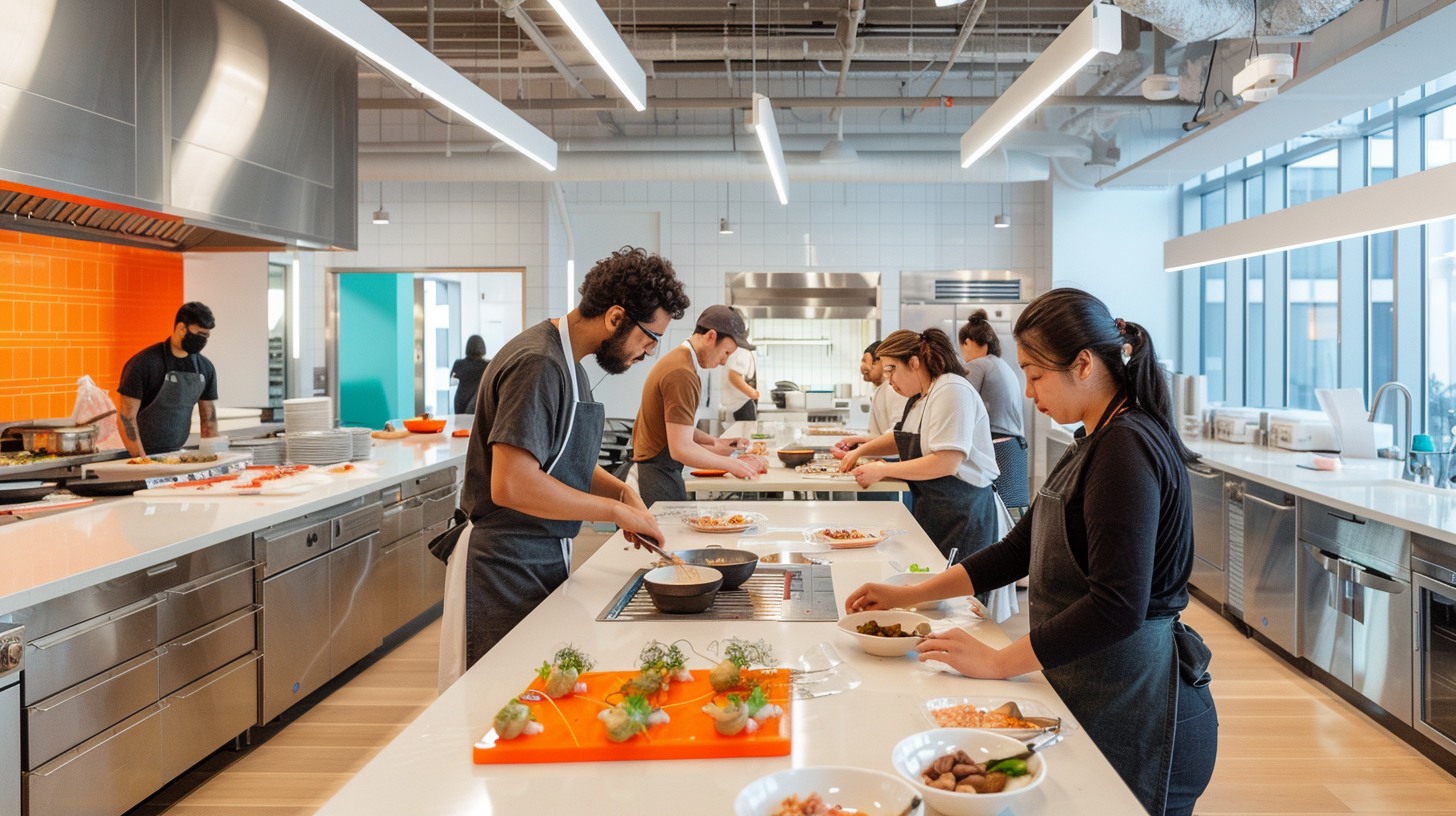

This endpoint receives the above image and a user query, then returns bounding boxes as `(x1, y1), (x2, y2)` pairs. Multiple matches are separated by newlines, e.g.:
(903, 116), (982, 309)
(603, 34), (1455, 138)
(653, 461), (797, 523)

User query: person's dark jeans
(1165, 679), (1218, 816)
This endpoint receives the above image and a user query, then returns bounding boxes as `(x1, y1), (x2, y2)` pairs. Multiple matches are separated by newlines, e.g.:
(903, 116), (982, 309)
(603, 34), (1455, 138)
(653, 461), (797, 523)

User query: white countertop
(0, 416), (473, 616)
(314, 500), (1143, 816)
(697, 421), (905, 494)
(1182, 436), (1456, 546)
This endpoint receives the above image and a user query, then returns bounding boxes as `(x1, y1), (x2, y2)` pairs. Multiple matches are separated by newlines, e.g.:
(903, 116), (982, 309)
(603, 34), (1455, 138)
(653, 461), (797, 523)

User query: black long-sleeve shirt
(961, 409), (1194, 669)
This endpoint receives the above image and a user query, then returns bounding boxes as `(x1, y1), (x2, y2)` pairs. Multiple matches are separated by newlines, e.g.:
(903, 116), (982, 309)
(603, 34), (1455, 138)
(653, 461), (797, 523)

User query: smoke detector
(1141, 73), (1179, 101)
(1234, 53), (1295, 103)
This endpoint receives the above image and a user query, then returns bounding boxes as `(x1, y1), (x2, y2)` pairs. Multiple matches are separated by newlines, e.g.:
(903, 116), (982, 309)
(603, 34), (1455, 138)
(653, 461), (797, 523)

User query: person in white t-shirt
(720, 344), (759, 421)
(831, 340), (908, 458)
(839, 329), (999, 569)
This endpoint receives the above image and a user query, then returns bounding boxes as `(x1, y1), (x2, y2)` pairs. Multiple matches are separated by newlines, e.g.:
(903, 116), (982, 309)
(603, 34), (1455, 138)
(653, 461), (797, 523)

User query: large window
(1287, 149), (1340, 206)
(1288, 244), (1339, 410)
(1427, 103), (1456, 169)
(1430, 218), (1456, 447)
(1200, 189), (1227, 402)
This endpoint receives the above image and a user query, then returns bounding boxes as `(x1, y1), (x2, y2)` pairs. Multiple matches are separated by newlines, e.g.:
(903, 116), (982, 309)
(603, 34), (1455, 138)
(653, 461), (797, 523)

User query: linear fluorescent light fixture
(541, 0), (647, 111)
(273, 0), (557, 170)
(746, 93), (789, 205)
(934, 0), (968, 6)
(960, 3), (1121, 168)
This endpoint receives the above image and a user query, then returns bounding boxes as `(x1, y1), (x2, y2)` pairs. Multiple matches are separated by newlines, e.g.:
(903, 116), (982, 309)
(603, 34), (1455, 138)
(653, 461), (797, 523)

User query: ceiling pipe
(906, 0), (988, 123)
(829, 0), (867, 122)
(1113, 0), (1359, 41)
(426, 0), (435, 53)
(360, 131), (1094, 157)
(359, 148), (1052, 184)
(359, 94), (1188, 111)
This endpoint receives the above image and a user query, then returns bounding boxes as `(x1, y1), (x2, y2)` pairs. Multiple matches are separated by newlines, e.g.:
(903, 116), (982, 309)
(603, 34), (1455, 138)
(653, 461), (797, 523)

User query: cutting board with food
(475, 641), (790, 764)
(83, 452), (252, 481)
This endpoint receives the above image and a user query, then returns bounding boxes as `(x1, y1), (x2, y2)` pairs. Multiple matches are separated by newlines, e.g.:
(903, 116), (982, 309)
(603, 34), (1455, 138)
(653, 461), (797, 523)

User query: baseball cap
(696, 304), (755, 351)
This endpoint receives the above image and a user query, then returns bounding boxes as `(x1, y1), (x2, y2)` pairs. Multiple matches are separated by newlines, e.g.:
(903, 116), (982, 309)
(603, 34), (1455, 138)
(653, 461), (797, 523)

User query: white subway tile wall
(748, 319), (876, 396)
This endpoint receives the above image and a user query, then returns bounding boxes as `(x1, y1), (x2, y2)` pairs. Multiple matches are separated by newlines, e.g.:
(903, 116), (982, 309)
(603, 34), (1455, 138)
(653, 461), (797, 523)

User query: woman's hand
(914, 628), (1007, 679)
(850, 460), (886, 487)
(843, 581), (917, 614)
(838, 450), (861, 473)
(831, 436), (867, 460)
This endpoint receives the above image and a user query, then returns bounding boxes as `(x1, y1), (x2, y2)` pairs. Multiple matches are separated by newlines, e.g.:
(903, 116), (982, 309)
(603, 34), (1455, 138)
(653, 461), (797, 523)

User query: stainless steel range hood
(0, 189), (284, 252)
(726, 272), (881, 320)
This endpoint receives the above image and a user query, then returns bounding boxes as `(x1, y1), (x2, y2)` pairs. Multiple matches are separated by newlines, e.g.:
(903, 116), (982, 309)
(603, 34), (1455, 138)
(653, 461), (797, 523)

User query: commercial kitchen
(3, 1), (1456, 815)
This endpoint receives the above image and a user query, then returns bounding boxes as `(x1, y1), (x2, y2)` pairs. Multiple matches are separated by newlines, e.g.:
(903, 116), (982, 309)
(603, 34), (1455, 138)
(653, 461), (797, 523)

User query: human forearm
(667, 436), (738, 470)
(879, 449), (962, 481)
(589, 465), (630, 501)
(117, 397), (144, 457)
(199, 401), (218, 438)
(850, 432), (898, 457)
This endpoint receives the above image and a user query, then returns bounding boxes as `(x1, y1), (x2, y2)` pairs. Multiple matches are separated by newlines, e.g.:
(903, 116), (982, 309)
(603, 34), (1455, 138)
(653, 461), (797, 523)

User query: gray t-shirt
(462, 320), (594, 539)
(963, 355), (1025, 439)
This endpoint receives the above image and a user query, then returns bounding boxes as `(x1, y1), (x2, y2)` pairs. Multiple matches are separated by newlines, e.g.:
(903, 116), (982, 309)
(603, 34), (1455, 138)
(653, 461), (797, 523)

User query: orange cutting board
(473, 668), (792, 764)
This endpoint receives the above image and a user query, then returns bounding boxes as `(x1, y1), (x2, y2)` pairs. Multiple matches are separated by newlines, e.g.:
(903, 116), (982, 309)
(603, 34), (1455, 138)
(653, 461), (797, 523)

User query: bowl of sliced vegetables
(836, 610), (931, 657)
(890, 728), (1047, 816)
(734, 766), (922, 816)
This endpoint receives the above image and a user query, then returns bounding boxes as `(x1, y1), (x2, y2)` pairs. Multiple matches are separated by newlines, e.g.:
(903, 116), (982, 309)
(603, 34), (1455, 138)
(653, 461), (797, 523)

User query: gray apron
(893, 389), (997, 566)
(992, 436), (1030, 508)
(464, 318), (604, 666)
(733, 354), (758, 421)
(1029, 398), (1184, 816)
(636, 444), (688, 506)
(137, 344), (207, 453)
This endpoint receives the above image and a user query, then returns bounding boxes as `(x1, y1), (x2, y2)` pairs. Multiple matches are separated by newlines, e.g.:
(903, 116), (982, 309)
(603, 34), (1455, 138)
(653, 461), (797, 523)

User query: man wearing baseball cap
(631, 304), (760, 505)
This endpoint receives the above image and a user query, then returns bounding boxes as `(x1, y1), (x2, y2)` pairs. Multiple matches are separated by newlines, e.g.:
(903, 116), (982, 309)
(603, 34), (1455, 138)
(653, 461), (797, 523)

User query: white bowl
(890, 728), (1047, 816)
(881, 571), (941, 611)
(734, 766), (923, 816)
(837, 610), (931, 657)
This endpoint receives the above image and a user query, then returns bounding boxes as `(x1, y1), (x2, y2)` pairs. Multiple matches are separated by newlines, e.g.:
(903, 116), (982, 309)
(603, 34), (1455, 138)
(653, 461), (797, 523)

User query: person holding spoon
(837, 329), (1000, 573)
(844, 288), (1217, 816)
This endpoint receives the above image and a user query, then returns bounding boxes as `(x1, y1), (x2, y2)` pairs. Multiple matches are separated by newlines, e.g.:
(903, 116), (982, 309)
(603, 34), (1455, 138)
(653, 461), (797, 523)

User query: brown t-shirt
(631, 344), (701, 461)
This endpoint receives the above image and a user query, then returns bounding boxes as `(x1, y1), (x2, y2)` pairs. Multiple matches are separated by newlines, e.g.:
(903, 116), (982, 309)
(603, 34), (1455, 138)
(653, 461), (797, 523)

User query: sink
(1330, 479), (1454, 497)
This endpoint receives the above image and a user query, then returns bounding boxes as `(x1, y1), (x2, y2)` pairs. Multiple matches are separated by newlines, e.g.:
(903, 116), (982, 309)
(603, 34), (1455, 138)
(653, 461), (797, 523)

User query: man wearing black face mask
(117, 301), (220, 457)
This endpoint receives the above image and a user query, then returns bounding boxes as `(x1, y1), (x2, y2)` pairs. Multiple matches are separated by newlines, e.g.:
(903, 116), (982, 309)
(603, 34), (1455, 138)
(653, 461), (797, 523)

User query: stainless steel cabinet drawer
(332, 500), (383, 548)
(421, 486), (457, 528)
(254, 519), (329, 577)
(24, 594), (162, 705)
(24, 650), (161, 770)
(381, 483), (402, 506)
(260, 557), (331, 724)
(379, 532), (425, 635)
(160, 653), (260, 781)
(159, 605), (259, 696)
(329, 535), (382, 677)
(381, 497), (423, 546)
(421, 520), (449, 608)
(402, 467), (455, 498)
(157, 561), (255, 644)
(24, 702), (164, 816)
(1300, 501), (1409, 578)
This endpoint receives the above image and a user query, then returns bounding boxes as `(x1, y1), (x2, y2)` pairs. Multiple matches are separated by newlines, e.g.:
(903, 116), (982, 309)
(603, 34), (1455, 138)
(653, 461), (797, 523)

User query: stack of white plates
(348, 427), (373, 461)
(232, 438), (286, 466)
(286, 429), (354, 465)
(283, 397), (334, 435)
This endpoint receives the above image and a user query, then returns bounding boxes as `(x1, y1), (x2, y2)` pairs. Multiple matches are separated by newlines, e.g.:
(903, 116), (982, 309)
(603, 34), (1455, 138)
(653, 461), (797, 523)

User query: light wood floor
(150, 576), (1456, 815)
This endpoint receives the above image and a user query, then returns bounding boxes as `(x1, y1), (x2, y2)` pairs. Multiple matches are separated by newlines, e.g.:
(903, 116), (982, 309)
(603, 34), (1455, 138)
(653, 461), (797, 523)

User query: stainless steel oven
(1414, 533), (1456, 755)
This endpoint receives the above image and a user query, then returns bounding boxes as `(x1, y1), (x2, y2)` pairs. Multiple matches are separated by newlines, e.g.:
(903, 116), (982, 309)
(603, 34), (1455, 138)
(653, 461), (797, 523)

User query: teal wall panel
(339, 274), (414, 428)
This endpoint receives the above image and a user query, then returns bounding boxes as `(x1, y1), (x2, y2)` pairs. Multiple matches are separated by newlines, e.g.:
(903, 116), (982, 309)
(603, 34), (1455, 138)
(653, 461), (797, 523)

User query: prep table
(312, 500), (1143, 816)
(686, 420), (908, 496)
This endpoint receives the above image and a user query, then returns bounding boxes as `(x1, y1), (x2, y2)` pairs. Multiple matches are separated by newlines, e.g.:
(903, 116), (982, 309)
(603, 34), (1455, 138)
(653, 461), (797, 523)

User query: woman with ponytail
(839, 328), (1001, 572)
(846, 289), (1217, 816)
(958, 309), (1029, 508)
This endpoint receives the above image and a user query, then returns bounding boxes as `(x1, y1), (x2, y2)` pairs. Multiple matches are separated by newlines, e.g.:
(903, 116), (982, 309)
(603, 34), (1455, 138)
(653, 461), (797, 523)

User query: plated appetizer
(537, 645), (594, 698)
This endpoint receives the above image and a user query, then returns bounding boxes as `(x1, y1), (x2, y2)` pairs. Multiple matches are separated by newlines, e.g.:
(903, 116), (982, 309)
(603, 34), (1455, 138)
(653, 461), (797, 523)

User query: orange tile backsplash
(0, 228), (183, 422)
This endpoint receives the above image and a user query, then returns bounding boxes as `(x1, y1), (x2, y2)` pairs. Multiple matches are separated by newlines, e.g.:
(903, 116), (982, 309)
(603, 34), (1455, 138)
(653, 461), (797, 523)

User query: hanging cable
(1184, 40), (1218, 132)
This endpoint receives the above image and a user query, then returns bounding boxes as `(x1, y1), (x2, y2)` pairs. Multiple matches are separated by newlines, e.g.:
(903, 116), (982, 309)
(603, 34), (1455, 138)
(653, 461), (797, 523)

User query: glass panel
(1370, 232), (1396, 426)
(1245, 150), (1264, 166)
(1201, 189), (1226, 230)
(1246, 256), (1265, 408)
(1286, 135), (1321, 152)
(1426, 69), (1456, 96)
(1205, 166), (1225, 182)
(1203, 265), (1226, 402)
(1288, 148), (1340, 206)
(1288, 244), (1340, 410)
(1246, 176), (1265, 218)
(1425, 103), (1456, 170)
(1430, 218), (1456, 448)
(1368, 129), (1395, 185)
(1368, 99), (1393, 118)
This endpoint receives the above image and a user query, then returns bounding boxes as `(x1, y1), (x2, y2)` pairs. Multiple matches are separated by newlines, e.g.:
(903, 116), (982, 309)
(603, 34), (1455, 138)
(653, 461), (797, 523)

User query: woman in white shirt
(959, 310), (1029, 508)
(840, 329), (1000, 565)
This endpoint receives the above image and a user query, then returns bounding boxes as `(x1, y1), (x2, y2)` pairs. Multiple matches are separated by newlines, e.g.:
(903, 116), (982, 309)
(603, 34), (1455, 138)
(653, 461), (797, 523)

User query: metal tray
(0, 450), (128, 482)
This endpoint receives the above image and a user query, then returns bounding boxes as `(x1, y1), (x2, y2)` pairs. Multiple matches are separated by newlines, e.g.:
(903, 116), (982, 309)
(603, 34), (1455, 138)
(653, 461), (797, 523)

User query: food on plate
(598, 693), (660, 743)
(622, 641), (692, 697)
(929, 704), (1043, 730)
(536, 645), (594, 699)
(769, 793), (858, 816)
(127, 452), (220, 466)
(907, 563), (930, 573)
(855, 620), (917, 638)
(685, 512), (755, 528)
(492, 698), (542, 740)
(920, 748), (1035, 795)
(703, 684), (784, 736)
(709, 637), (774, 692)
(748, 441), (769, 456)
(690, 469), (728, 478)
(821, 528), (878, 541)
(750, 433), (774, 439)
(325, 463), (358, 474)
(0, 451), (61, 466)
(451, 429), (470, 438)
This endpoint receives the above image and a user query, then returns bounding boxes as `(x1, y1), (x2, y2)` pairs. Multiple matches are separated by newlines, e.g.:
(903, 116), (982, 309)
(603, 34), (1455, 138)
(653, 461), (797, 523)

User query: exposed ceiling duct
(1114, 0), (1361, 41)
(829, 0), (867, 121)
(358, 147), (1051, 184)
(361, 131), (1094, 157)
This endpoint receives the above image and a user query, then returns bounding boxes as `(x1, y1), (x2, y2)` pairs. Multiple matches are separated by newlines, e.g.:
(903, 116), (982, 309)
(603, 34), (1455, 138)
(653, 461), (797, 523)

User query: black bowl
(643, 566), (723, 614)
(671, 548), (758, 590)
(777, 449), (817, 467)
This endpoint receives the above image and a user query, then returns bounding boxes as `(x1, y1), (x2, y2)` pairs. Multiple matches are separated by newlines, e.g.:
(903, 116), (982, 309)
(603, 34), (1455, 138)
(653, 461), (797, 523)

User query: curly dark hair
(577, 247), (690, 324)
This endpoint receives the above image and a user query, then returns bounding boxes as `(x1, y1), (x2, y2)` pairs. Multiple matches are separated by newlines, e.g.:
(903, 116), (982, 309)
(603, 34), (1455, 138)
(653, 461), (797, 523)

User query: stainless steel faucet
(1368, 382), (1415, 481)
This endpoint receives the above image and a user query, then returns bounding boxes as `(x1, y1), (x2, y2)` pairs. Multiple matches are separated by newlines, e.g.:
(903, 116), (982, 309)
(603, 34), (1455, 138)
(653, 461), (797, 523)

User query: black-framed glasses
(632, 318), (663, 345)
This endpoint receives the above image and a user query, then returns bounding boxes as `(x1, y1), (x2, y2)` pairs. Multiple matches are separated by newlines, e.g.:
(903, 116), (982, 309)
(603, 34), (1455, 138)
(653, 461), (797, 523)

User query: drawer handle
(166, 605), (262, 648)
(26, 701), (171, 776)
(307, 532), (319, 547)
(165, 561), (258, 598)
(146, 561), (179, 577)
(170, 652), (262, 700)
(1326, 510), (1365, 525)
(29, 595), (165, 651)
(28, 649), (165, 712)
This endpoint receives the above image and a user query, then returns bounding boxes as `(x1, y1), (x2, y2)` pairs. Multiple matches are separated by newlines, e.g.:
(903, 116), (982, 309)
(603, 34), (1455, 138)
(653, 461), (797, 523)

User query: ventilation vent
(1226, 498), (1246, 617)
(0, 191), (202, 249)
(934, 280), (1021, 301)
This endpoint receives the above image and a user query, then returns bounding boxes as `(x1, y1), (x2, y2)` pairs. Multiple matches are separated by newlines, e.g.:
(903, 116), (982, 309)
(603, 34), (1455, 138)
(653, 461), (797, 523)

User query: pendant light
(994, 173), (1010, 228)
(820, 115), (859, 164)
(372, 181), (390, 225)
(719, 183), (735, 234)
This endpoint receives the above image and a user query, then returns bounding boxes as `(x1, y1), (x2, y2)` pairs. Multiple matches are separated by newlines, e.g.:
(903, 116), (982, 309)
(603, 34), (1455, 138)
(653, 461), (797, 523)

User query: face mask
(181, 331), (208, 354)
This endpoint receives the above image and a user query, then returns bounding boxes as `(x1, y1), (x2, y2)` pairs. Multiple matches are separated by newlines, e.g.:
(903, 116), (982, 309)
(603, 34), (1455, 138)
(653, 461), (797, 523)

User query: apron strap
(894, 392), (921, 432)
(547, 315), (581, 477)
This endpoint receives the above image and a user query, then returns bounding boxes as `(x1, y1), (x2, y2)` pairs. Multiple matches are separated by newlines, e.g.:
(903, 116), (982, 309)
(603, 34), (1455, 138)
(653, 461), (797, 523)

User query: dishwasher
(1299, 501), (1412, 724)
(1231, 480), (1298, 655)
(1414, 532), (1456, 756)
(1187, 465), (1226, 606)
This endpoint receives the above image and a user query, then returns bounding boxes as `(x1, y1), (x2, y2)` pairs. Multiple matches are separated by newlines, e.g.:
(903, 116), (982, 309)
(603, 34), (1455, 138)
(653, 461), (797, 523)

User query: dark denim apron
(1029, 398), (1212, 815)
(635, 444), (689, 506)
(463, 319), (604, 665)
(137, 344), (207, 453)
(893, 387), (997, 565)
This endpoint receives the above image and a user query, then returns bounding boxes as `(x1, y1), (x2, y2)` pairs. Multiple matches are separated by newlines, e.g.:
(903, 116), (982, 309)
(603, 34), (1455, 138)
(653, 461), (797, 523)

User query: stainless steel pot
(7, 426), (98, 455)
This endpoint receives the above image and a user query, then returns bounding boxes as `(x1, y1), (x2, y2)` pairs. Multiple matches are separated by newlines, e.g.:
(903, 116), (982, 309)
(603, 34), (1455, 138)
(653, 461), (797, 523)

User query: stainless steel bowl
(8, 426), (98, 455)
